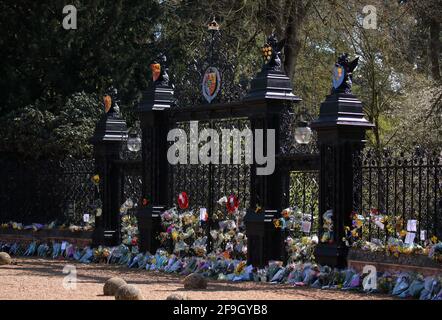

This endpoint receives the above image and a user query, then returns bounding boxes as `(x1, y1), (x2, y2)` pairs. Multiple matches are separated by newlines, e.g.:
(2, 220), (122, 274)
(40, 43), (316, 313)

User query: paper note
(407, 220), (417, 232)
(83, 214), (90, 223)
(420, 230), (427, 241)
(374, 220), (385, 230)
(405, 232), (416, 244)
(302, 221), (312, 233)
(61, 242), (67, 251)
(199, 208), (208, 222)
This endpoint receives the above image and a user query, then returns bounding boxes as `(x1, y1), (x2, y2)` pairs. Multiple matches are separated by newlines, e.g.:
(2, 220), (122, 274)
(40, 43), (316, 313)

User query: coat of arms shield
(332, 64), (345, 89)
(202, 67), (221, 103)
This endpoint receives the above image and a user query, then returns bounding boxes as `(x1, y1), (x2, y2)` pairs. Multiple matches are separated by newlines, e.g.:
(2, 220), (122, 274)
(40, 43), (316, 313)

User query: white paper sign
(61, 241), (67, 251)
(420, 230), (427, 241)
(374, 220), (385, 230)
(405, 232), (416, 244)
(199, 208), (208, 222)
(83, 214), (90, 223)
(407, 220), (417, 232)
(302, 221), (311, 233)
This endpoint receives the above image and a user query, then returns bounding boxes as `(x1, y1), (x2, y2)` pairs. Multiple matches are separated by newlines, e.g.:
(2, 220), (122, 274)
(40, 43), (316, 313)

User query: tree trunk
(283, 0), (311, 80)
(429, 18), (441, 82)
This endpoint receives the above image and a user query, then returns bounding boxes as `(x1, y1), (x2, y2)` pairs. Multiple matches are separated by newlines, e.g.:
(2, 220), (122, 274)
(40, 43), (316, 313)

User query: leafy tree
(0, 0), (440, 160)
(0, 92), (101, 159)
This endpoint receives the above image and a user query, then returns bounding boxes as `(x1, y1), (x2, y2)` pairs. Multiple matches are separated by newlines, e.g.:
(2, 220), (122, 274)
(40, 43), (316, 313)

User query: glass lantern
(127, 128), (141, 152)
(294, 120), (312, 145)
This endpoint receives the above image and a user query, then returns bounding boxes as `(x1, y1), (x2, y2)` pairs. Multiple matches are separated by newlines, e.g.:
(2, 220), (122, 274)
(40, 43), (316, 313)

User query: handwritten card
(407, 220), (417, 232)
(420, 230), (427, 241)
(83, 214), (90, 223)
(199, 208), (208, 222)
(302, 221), (311, 233)
(405, 232), (416, 244)
(61, 241), (67, 251)
(374, 220), (385, 230)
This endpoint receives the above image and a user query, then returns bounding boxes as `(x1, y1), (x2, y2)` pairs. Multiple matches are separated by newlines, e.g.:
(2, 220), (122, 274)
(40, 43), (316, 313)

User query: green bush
(0, 92), (101, 160)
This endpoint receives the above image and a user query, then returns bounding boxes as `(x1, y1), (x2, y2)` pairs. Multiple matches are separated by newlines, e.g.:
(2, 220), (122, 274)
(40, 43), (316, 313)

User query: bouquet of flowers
(121, 214), (138, 246)
(429, 240), (442, 262)
(285, 236), (318, 263)
(320, 210), (334, 243)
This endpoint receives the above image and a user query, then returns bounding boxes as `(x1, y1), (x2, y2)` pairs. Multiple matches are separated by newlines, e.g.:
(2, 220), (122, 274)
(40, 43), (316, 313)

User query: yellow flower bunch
(387, 225), (395, 235)
(91, 174), (100, 186)
(273, 219), (281, 229)
(234, 261), (246, 275)
(182, 214), (195, 226)
(12, 222), (22, 230)
(301, 237), (310, 245)
(431, 236), (438, 244)
(351, 228), (359, 238)
(102, 248), (110, 258)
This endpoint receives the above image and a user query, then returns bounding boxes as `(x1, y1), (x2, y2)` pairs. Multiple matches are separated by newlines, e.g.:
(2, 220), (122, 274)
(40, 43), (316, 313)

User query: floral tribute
(158, 194), (247, 260)
(2, 238), (442, 299)
(2, 193), (442, 299)
(119, 198), (138, 246)
(273, 206), (318, 264)
(343, 209), (442, 262)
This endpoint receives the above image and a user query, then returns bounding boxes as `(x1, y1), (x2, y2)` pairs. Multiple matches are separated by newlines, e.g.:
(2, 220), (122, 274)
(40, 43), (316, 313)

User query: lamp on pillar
(311, 53), (374, 268)
(91, 87), (128, 246)
(243, 34), (302, 267)
(294, 115), (313, 145)
(127, 126), (142, 153)
(136, 54), (174, 253)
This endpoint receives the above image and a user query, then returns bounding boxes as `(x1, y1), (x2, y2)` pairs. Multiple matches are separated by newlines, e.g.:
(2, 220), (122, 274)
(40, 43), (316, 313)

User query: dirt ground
(0, 257), (393, 300)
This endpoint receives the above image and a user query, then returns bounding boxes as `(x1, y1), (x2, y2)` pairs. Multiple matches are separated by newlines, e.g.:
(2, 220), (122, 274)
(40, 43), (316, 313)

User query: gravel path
(0, 257), (392, 300)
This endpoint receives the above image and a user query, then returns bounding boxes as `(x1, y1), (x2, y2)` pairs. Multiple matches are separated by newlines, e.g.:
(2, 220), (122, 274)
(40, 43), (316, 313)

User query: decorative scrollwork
(171, 27), (248, 107)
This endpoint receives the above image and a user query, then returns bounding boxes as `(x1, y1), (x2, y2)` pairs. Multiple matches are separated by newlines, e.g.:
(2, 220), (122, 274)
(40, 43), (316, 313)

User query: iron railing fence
(0, 156), (143, 225)
(0, 158), (96, 224)
(289, 170), (320, 236)
(353, 149), (442, 243)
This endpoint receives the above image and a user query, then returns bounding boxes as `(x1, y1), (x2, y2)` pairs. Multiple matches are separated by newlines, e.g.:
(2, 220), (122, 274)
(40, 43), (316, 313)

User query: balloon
(177, 192), (189, 210)
(226, 194), (239, 213)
